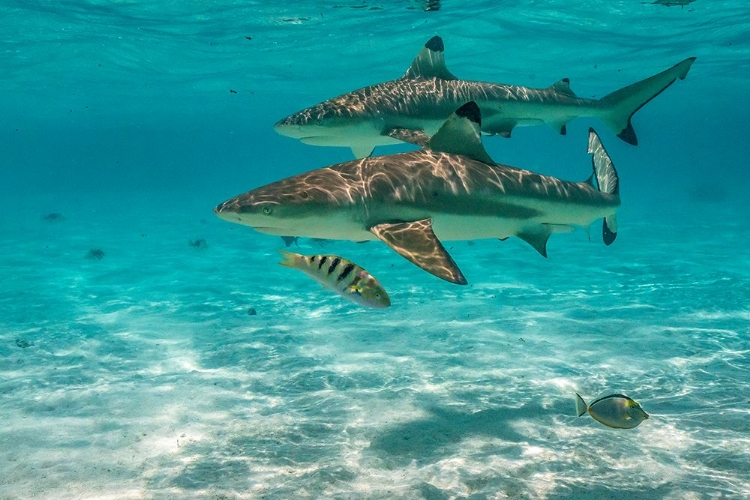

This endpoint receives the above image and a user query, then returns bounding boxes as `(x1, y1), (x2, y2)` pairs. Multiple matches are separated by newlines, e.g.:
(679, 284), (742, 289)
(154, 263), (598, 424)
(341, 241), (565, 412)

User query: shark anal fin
(369, 218), (467, 285)
(385, 127), (430, 147)
(428, 102), (495, 164)
(517, 227), (552, 258)
(404, 36), (457, 81)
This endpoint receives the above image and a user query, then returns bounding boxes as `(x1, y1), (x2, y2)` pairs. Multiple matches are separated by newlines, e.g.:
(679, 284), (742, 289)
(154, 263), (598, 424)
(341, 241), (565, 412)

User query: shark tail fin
(598, 57), (695, 145)
(575, 393), (588, 417)
(588, 129), (620, 246)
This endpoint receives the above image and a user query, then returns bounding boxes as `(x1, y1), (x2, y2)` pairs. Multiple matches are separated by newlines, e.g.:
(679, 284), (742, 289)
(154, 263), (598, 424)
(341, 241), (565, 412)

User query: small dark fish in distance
(42, 213), (65, 222)
(85, 248), (105, 260)
(189, 238), (209, 249)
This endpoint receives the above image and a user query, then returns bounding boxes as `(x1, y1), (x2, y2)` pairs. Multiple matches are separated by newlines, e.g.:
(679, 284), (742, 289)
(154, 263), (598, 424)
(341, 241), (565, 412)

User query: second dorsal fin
(549, 78), (577, 97)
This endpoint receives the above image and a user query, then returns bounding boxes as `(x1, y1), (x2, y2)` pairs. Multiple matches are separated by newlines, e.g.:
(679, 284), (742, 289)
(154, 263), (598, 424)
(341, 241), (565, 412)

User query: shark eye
(262, 205), (273, 215)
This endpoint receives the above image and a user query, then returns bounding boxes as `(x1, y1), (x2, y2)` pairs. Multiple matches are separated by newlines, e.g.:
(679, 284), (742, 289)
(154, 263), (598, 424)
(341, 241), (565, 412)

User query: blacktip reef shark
(274, 36), (695, 158)
(216, 102), (620, 285)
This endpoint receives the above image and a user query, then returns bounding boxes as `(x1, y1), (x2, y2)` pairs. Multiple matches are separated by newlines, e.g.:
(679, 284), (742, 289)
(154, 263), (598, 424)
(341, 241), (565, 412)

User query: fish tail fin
(588, 128), (620, 246)
(278, 250), (300, 268)
(575, 393), (588, 417)
(599, 57), (695, 145)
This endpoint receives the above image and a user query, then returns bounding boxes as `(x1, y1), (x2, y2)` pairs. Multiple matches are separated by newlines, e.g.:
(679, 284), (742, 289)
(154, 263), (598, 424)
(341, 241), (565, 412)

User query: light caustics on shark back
(274, 36), (695, 158)
(218, 101), (621, 285)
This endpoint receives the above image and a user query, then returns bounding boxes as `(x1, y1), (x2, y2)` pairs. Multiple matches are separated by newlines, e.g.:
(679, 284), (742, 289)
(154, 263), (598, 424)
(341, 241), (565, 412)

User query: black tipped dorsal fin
(403, 36), (457, 80)
(427, 102), (494, 164)
(549, 78), (577, 97)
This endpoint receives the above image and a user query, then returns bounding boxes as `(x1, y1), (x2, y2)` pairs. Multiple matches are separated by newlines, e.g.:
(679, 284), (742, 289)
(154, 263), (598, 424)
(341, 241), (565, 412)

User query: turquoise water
(2, 1), (749, 498)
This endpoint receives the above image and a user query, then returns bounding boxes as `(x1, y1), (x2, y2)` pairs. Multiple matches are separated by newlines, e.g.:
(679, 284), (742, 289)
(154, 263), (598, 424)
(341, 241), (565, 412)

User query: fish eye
(262, 205), (273, 215)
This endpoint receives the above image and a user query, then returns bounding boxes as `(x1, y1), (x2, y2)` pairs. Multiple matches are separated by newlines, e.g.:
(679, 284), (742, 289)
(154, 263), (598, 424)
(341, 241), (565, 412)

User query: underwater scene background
(1, 1), (749, 498)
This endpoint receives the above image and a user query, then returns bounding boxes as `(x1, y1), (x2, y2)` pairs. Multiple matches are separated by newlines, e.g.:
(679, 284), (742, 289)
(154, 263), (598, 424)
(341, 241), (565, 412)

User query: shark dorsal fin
(427, 101), (495, 164)
(403, 36), (457, 81)
(549, 78), (577, 98)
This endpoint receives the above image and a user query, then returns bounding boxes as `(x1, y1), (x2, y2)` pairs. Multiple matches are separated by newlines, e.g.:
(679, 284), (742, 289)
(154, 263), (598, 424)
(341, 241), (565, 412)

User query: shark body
(217, 102), (621, 285)
(275, 36), (695, 158)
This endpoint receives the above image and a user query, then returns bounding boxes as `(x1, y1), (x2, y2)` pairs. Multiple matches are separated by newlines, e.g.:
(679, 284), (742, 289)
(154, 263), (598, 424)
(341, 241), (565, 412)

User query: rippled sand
(1, 196), (747, 499)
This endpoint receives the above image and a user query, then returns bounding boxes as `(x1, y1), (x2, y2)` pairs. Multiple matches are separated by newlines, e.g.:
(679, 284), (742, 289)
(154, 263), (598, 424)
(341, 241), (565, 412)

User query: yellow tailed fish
(278, 250), (390, 309)
(575, 393), (649, 429)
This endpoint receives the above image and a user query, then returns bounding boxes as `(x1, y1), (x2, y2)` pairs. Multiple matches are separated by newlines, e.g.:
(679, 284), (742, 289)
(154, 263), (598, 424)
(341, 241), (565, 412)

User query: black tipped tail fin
(599, 57), (696, 146)
(588, 129), (620, 245)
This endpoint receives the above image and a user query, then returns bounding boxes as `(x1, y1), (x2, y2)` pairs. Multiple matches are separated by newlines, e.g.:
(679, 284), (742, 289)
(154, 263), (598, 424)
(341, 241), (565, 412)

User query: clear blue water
(2, 1), (749, 498)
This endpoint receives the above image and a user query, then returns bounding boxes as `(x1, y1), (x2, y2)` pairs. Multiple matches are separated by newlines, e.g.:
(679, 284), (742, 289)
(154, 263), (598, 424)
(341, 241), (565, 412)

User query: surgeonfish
(575, 393), (649, 429)
(278, 250), (390, 308)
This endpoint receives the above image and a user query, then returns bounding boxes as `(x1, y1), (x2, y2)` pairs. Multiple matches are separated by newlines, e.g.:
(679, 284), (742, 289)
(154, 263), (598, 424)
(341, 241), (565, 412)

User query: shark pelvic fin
(588, 128), (620, 245)
(549, 78), (577, 98)
(369, 218), (467, 285)
(517, 226), (552, 258)
(385, 127), (431, 147)
(280, 236), (299, 247)
(404, 36), (458, 81)
(428, 102), (495, 164)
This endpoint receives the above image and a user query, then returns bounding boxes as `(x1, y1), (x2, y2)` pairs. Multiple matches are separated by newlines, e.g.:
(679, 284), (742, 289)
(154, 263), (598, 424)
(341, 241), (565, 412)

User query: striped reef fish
(575, 393), (649, 429)
(278, 250), (390, 308)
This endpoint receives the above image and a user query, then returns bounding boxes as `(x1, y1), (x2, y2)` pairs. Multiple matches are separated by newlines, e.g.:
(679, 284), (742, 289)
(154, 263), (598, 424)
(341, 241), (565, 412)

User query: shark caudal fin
(599, 57), (695, 145)
(588, 128), (620, 245)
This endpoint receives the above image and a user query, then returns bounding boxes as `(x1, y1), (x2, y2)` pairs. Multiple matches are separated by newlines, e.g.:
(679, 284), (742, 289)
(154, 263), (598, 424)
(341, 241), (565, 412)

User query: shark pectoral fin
(385, 127), (431, 147)
(517, 226), (553, 258)
(428, 102), (495, 164)
(369, 218), (467, 285)
(351, 145), (375, 159)
(403, 36), (458, 81)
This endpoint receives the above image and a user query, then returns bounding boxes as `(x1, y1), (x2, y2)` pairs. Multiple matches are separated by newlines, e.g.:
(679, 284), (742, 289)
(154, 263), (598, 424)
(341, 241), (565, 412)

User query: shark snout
(274, 119), (316, 140)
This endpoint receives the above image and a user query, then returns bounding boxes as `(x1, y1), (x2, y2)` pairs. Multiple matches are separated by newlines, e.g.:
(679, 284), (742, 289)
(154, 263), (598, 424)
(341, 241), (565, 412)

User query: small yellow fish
(278, 250), (390, 309)
(575, 393), (649, 429)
